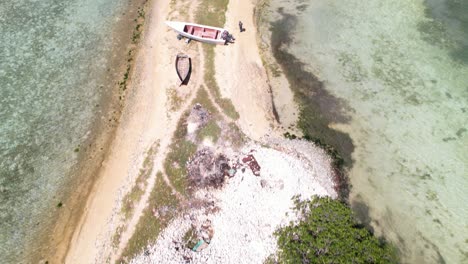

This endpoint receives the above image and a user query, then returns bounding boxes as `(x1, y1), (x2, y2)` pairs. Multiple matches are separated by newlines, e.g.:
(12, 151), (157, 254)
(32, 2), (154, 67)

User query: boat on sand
(175, 54), (191, 85)
(165, 21), (234, 45)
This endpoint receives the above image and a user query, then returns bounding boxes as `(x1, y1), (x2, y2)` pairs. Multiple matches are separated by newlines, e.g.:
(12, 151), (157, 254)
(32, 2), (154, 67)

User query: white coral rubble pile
(131, 140), (337, 264)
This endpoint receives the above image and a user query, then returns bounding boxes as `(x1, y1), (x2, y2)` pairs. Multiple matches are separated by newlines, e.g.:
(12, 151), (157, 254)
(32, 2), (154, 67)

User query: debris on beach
(241, 153), (261, 176)
(166, 214), (216, 258)
(184, 219), (214, 252)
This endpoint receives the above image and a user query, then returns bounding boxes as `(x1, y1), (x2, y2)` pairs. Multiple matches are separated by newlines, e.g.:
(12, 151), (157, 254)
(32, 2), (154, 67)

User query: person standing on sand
(239, 21), (243, 32)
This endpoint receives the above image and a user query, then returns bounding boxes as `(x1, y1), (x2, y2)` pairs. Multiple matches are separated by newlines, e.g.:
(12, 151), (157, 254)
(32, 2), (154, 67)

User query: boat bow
(165, 21), (185, 33)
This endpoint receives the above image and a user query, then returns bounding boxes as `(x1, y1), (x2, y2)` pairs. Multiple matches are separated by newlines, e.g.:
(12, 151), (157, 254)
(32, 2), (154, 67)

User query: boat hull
(166, 21), (227, 45)
(175, 54), (191, 85)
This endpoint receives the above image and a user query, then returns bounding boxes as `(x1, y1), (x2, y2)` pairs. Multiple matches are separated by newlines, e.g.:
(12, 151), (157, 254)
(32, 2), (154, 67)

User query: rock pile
(186, 148), (233, 190)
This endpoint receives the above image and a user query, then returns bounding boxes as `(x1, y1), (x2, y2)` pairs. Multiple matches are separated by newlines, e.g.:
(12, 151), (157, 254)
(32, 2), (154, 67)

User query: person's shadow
(239, 22), (246, 33)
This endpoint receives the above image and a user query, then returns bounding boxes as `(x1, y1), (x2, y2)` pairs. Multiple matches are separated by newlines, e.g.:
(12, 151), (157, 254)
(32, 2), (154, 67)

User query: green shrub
(274, 196), (399, 264)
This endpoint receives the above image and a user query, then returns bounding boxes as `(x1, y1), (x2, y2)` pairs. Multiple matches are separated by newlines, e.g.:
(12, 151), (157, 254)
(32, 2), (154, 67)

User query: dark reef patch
(351, 200), (374, 233)
(442, 136), (456, 142)
(269, 8), (354, 200)
(296, 4), (308, 12)
(421, 0), (468, 65)
(268, 84), (281, 123)
(456, 127), (466, 138)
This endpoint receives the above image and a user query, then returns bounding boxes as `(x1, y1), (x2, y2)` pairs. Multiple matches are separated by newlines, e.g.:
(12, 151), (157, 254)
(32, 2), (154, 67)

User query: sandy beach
(214, 0), (276, 140)
(59, 0), (338, 263)
(64, 0), (175, 262)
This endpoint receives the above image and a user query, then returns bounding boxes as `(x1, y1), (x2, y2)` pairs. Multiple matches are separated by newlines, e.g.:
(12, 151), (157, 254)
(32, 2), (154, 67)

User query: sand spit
(61, 0), (341, 262)
(131, 142), (336, 264)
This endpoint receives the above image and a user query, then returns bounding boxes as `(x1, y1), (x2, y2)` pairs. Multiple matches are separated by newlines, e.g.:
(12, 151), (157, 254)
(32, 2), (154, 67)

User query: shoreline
(32, 0), (151, 262)
(254, 1), (459, 262)
(64, 0), (178, 261)
(254, 0), (351, 200)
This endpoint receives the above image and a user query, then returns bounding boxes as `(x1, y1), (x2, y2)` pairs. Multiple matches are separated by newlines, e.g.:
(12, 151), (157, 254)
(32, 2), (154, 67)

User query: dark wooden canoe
(175, 54), (191, 85)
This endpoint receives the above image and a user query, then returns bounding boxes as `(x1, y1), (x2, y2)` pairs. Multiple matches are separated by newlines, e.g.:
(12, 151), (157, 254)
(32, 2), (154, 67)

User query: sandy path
(214, 0), (279, 140)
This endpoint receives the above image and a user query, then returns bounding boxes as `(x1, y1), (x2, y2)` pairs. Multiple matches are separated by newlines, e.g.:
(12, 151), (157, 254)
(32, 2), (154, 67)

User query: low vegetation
(121, 184), (144, 220)
(168, 0), (190, 21)
(226, 122), (246, 149)
(164, 86), (225, 195)
(197, 119), (221, 142)
(167, 86), (184, 112)
(112, 141), (159, 249)
(112, 225), (125, 249)
(195, 0), (229, 27)
(270, 196), (398, 264)
(164, 110), (197, 196)
(118, 1), (147, 100)
(195, 0), (240, 120)
(131, 6), (146, 43)
(118, 1), (149, 96)
(118, 65), (132, 92)
(193, 86), (218, 114)
(202, 47), (240, 119)
(121, 141), (159, 219)
(119, 173), (179, 262)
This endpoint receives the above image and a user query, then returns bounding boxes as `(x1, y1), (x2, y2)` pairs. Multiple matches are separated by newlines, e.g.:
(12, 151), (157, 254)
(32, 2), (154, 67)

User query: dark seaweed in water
(270, 8), (354, 200)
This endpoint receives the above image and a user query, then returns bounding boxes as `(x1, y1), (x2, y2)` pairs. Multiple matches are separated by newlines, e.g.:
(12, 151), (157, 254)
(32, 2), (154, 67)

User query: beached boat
(165, 21), (234, 45)
(175, 54), (191, 85)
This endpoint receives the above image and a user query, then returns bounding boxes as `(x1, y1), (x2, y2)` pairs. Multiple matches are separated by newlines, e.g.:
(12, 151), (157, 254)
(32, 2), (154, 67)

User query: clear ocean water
(0, 0), (129, 261)
(261, 0), (467, 263)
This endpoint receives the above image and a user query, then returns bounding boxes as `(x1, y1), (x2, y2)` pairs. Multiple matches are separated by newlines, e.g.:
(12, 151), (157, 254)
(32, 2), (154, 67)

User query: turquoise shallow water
(0, 0), (129, 261)
(261, 0), (467, 263)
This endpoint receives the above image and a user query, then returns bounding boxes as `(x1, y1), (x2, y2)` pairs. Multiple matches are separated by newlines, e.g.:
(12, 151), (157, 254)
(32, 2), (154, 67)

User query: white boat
(165, 21), (234, 45)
